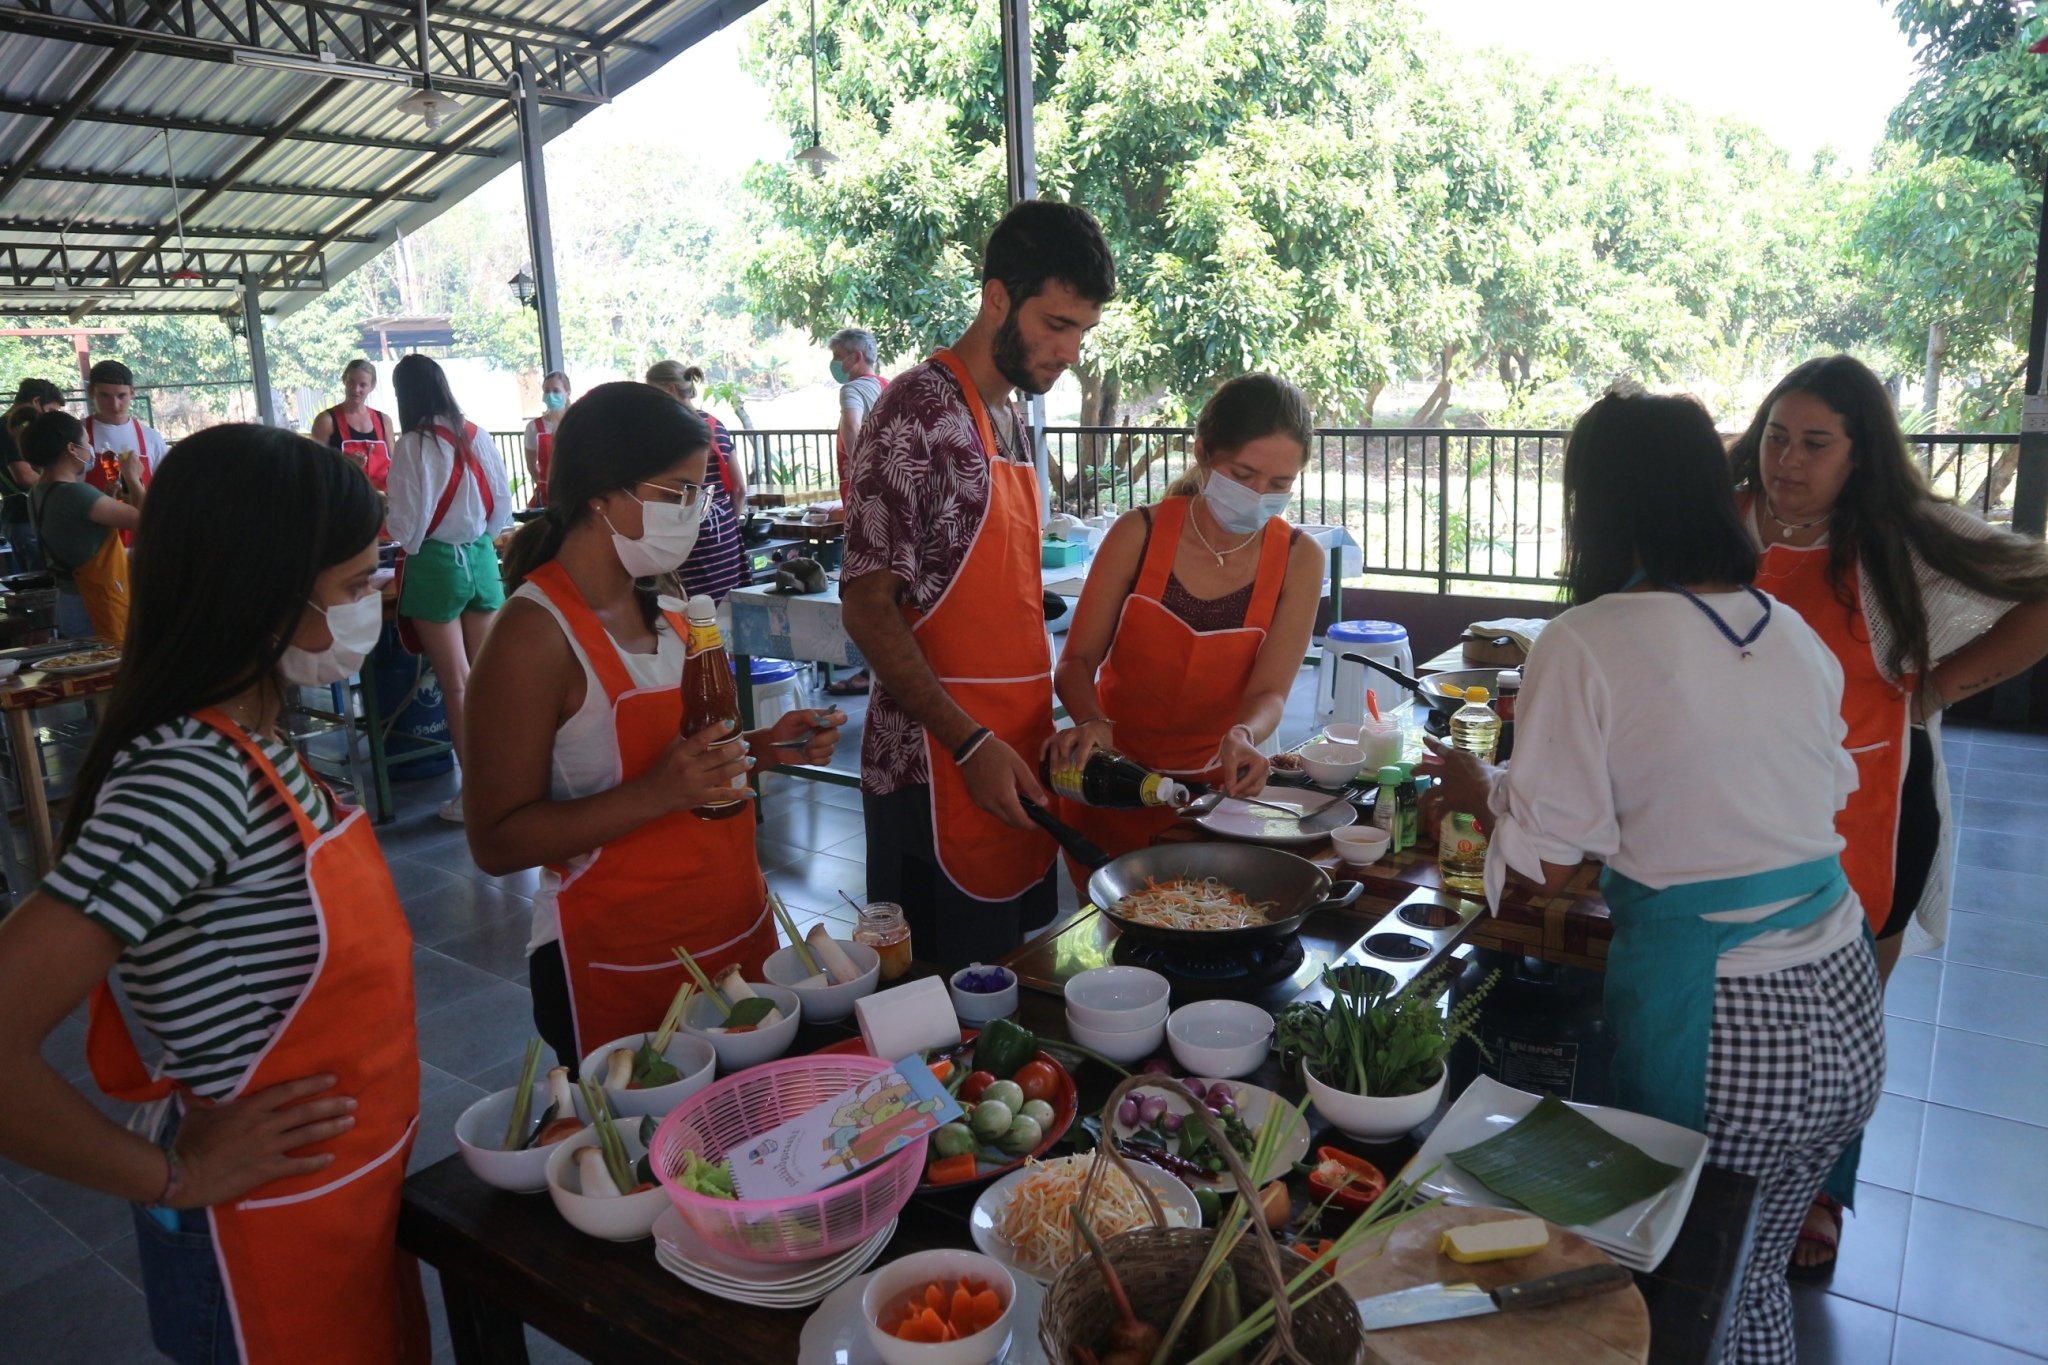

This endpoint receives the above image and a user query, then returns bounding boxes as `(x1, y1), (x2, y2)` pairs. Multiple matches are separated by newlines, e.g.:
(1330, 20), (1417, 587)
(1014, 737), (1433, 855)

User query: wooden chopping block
(1462, 633), (1527, 667)
(1338, 1205), (1648, 1365)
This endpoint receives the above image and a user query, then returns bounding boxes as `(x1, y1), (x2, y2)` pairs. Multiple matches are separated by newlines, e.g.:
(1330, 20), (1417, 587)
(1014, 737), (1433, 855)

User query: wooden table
(0, 657), (117, 877)
(400, 974), (1758, 1365)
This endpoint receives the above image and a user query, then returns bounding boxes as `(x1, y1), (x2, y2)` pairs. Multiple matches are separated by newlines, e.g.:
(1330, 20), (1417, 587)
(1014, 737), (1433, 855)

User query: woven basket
(1037, 1075), (1366, 1365)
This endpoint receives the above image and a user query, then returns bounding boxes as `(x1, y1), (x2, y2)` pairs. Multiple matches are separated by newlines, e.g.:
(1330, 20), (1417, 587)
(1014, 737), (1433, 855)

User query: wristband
(952, 727), (993, 765)
(147, 1144), (184, 1210)
(1227, 724), (1257, 747)
(1072, 717), (1113, 732)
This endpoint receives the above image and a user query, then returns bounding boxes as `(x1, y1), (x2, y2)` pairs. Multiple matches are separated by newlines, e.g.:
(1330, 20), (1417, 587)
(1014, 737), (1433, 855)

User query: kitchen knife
(1355, 1263), (1634, 1330)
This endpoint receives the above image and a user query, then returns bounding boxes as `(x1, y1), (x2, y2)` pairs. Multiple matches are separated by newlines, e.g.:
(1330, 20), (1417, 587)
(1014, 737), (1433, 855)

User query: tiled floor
(3, 689), (2047, 1363)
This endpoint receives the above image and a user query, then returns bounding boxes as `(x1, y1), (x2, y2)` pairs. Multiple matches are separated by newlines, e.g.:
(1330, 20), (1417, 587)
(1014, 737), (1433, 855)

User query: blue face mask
(542, 390), (567, 412)
(829, 359), (850, 385)
(1203, 470), (1291, 534)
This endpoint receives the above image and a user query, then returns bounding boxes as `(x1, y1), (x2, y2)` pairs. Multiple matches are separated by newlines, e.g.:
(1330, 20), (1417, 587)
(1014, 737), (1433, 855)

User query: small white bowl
(1299, 739), (1367, 787)
(576, 1032), (717, 1120)
(1166, 1000), (1275, 1079)
(1329, 825), (1393, 868)
(1302, 1060), (1448, 1143)
(543, 1126), (668, 1241)
(1066, 1010), (1167, 1065)
(454, 1080), (588, 1193)
(1063, 966), (1171, 1033)
(948, 963), (1020, 1025)
(762, 939), (882, 1024)
(680, 982), (803, 1072)
(862, 1248), (1016, 1365)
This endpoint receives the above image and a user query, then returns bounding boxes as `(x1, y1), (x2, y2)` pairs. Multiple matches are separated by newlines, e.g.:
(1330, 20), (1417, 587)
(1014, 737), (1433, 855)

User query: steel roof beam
(0, 302), (275, 316)
(0, 215), (380, 245)
(0, 1), (609, 104)
(0, 241), (325, 289)
(7, 163), (437, 202)
(0, 39), (137, 200)
(0, 95), (502, 158)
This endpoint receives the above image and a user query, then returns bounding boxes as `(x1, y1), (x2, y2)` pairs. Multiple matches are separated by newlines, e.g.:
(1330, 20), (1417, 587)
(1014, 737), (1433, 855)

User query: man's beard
(991, 312), (1050, 396)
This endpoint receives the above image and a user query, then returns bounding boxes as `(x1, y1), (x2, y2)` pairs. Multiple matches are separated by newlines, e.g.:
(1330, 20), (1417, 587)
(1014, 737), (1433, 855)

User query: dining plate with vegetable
(1108, 1075), (1310, 1190)
(812, 1018), (1078, 1191)
(969, 1155), (1200, 1284)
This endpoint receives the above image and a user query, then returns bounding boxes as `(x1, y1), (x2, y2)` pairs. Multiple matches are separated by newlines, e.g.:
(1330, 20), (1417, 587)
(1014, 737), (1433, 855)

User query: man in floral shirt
(842, 201), (1115, 968)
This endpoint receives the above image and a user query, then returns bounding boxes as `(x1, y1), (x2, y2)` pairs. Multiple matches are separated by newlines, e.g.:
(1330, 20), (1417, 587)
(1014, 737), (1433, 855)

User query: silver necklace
(1188, 497), (1261, 567)
(1763, 494), (1827, 534)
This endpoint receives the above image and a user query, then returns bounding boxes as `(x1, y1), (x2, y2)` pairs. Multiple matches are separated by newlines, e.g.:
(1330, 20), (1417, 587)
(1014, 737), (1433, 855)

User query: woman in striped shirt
(0, 427), (426, 1365)
(647, 360), (747, 601)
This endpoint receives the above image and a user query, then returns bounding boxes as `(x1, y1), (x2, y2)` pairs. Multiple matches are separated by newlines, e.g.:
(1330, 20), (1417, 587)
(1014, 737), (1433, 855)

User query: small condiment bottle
(1371, 766), (1403, 840)
(853, 902), (913, 982)
(1394, 762), (1420, 851)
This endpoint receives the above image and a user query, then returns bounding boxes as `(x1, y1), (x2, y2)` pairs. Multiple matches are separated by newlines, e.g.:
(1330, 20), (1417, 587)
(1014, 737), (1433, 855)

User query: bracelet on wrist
(952, 727), (993, 765)
(148, 1144), (184, 1210)
(1073, 717), (1112, 732)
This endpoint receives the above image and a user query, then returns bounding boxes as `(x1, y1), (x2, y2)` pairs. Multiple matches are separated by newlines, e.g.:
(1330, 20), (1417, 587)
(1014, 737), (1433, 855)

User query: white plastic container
(1317, 620), (1414, 728)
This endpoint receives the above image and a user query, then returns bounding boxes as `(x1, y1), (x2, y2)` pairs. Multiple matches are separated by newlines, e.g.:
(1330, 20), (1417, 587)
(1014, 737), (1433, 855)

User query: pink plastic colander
(651, 1054), (928, 1263)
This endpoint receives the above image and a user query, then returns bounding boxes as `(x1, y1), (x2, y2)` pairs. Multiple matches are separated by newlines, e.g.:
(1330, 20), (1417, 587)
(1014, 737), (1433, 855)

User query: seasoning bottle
(1371, 765), (1403, 840)
(854, 902), (913, 981)
(1042, 748), (1191, 810)
(1494, 669), (1522, 763)
(1438, 688), (1499, 894)
(679, 594), (748, 820)
(1394, 762), (1420, 851)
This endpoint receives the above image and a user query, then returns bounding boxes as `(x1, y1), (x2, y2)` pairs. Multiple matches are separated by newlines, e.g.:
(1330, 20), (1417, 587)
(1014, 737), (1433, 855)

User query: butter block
(1440, 1216), (1549, 1263)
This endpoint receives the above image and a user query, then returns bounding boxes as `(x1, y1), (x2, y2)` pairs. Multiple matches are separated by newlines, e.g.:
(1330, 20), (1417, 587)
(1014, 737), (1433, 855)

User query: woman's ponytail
(501, 509), (569, 592)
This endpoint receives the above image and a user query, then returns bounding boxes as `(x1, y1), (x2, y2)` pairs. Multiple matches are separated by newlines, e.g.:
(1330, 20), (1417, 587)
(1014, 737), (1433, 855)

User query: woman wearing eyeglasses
(463, 383), (842, 1068)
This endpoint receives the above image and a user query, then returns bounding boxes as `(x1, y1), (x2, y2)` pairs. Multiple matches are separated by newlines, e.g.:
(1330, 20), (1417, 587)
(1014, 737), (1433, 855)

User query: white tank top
(513, 580), (688, 952)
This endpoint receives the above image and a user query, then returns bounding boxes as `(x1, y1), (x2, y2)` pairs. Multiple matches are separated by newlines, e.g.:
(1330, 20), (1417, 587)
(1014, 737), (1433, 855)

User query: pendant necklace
(1763, 494), (1827, 535)
(1670, 584), (1773, 661)
(1188, 498), (1260, 567)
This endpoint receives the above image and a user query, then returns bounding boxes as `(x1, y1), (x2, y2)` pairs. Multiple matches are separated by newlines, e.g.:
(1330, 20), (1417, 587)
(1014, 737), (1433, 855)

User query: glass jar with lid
(853, 902), (913, 981)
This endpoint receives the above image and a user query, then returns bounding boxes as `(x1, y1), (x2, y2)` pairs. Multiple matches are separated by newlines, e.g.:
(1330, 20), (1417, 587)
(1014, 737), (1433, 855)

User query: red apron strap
(1243, 519), (1293, 633)
(1134, 498), (1187, 600)
(370, 409), (390, 447)
(524, 561), (640, 704)
(422, 425), (474, 540)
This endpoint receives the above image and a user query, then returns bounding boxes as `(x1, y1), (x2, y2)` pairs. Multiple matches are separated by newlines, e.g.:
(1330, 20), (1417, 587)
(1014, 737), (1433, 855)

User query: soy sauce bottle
(1043, 748), (1191, 809)
(680, 595), (748, 820)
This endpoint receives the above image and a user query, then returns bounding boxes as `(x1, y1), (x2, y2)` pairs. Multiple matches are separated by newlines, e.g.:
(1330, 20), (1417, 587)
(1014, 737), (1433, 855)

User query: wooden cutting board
(1337, 1205), (1649, 1365)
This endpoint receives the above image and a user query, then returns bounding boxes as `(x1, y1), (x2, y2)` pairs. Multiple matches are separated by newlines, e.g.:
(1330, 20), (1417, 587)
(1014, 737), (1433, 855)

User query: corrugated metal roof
(0, 0), (768, 318)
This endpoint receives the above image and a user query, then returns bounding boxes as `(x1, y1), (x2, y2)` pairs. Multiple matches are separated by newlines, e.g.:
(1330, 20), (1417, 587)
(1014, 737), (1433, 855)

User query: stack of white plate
(652, 1205), (897, 1308)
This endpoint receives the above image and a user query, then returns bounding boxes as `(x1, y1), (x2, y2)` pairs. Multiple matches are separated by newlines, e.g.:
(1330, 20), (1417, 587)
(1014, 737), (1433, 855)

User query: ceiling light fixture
(794, 0), (837, 175)
(232, 48), (413, 85)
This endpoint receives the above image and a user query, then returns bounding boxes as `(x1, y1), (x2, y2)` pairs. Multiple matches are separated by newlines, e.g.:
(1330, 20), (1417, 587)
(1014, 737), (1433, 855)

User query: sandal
(1788, 1193), (1842, 1281)
(825, 671), (870, 697)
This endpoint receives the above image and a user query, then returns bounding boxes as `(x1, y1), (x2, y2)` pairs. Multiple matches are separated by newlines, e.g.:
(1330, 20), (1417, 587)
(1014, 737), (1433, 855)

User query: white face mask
(606, 493), (705, 578)
(1203, 470), (1292, 535)
(279, 592), (384, 685)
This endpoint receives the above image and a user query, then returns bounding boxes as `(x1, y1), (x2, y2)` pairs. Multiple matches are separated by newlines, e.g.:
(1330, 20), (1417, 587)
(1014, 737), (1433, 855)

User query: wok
(1344, 653), (1502, 716)
(1023, 800), (1363, 948)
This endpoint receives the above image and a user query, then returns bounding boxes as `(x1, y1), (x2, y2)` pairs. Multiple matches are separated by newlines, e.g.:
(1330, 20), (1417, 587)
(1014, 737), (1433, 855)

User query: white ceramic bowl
(1329, 825), (1393, 868)
(544, 1126), (668, 1240)
(861, 1248), (1016, 1365)
(454, 1081), (588, 1193)
(1166, 1000), (1275, 1079)
(762, 939), (882, 1023)
(948, 963), (1020, 1026)
(680, 982), (803, 1072)
(1066, 1011), (1167, 1065)
(1302, 1060), (1448, 1143)
(1299, 739), (1367, 787)
(576, 1032), (718, 1120)
(1063, 966), (1171, 1033)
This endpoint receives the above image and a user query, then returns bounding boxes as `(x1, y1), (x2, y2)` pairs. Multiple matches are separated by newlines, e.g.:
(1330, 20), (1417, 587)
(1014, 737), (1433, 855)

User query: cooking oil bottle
(1437, 686), (1499, 894)
(680, 594), (749, 820)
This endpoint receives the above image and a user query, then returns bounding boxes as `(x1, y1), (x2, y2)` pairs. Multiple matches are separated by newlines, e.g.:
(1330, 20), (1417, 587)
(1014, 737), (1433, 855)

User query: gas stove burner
(1422, 708), (1452, 739)
(1112, 934), (1308, 1002)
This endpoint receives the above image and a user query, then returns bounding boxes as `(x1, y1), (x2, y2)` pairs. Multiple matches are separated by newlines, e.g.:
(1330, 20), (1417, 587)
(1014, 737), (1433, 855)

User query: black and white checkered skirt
(1705, 936), (1886, 1365)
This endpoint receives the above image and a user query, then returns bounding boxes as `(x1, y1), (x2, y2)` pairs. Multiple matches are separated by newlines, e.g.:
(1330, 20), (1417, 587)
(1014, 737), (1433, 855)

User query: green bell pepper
(976, 1017), (1036, 1080)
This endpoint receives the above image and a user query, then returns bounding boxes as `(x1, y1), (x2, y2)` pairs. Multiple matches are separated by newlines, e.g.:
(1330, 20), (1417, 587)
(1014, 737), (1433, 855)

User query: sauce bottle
(1394, 763), (1420, 851)
(1494, 668), (1521, 762)
(1371, 766), (1403, 842)
(1043, 748), (1191, 809)
(854, 902), (913, 981)
(679, 594), (748, 820)
(1437, 687), (1500, 894)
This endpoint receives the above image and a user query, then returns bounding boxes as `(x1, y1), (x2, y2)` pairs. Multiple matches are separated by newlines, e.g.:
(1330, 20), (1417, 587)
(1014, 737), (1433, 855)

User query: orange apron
(84, 710), (427, 1365)
(35, 484), (131, 642)
(328, 406), (393, 492)
(907, 349), (1056, 902)
(1754, 524), (1913, 935)
(529, 425), (553, 508)
(528, 559), (777, 1057)
(1055, 497), (1291, 885)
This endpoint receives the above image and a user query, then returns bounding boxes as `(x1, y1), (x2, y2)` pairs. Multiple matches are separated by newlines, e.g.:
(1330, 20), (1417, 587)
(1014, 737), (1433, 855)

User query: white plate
(800, 1268), (1048, 1365)
(651, 1204), (893, 1290)
(1396, 1074), (1708, 1272)
(1193, 793), (1355, 845)
(35, 651), (120, 676)
(1109, 1078), (1310, 1190)
(968, 1155), (1200, 1284)
(655, 1225), (894, 1308)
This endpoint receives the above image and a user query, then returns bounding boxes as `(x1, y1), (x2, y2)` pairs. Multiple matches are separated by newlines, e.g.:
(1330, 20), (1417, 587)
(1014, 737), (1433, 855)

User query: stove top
(1111, 934), (1311, 1005)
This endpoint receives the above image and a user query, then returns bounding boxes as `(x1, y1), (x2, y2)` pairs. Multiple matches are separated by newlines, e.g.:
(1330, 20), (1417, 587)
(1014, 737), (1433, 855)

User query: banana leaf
(1447, 1094), (1682, 1227)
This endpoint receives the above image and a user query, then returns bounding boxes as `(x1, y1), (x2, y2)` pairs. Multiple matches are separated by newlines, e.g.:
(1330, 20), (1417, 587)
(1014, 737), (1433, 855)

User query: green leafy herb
(1275, 963), (1497, 1099)
(631, 1035), (681, 1088)
(725, 997), (776, 1028)
(1447, 1094), (1683, 1226)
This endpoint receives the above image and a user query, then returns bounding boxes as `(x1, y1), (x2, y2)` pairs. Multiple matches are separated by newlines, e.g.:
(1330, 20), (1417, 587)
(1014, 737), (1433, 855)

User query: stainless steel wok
(1343, 653), (1506, 716)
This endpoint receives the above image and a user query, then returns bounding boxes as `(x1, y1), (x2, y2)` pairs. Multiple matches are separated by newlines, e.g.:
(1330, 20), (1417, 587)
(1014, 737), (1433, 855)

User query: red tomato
(959, 1070), (995, 1104)
(1012, 1060), (1059, 1105)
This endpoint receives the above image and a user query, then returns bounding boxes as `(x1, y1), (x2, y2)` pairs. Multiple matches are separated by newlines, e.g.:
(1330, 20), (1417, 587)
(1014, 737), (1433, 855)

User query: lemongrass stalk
(579, 1076), (635, 1194)
(500, 1037), (543, 1151)
(769, 893), (820, 977)
(674, 946), (730, 1019)
(652, 979), (696, 1053)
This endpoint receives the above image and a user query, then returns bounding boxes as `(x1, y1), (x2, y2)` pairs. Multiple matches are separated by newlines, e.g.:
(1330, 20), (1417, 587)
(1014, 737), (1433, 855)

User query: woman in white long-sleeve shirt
(1423, 388), (1883, 1365)
(385, 354), (512, 823)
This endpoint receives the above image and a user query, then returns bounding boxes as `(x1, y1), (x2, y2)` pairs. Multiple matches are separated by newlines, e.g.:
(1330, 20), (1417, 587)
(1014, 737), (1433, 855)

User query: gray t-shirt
(839, 374), (884, 428)
(30, 480), (110, 582)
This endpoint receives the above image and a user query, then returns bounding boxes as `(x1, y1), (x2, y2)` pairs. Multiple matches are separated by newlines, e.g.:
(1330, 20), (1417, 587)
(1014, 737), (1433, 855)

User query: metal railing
(617, 426), (2028, 593)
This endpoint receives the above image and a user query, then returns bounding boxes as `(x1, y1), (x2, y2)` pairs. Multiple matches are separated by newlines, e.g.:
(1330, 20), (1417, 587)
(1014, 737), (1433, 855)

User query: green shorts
(399, 534), (504, 622)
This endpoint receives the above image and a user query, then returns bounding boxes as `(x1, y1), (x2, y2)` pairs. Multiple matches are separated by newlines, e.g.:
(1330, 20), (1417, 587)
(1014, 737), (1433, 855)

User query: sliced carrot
(929, 1058), (953, 1084)
(950, 1283), (974, 1330)
(926, 1152), (979, 1185)
(924, 1282), (945, 1314)
(968, 1287), (1003, 1334)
